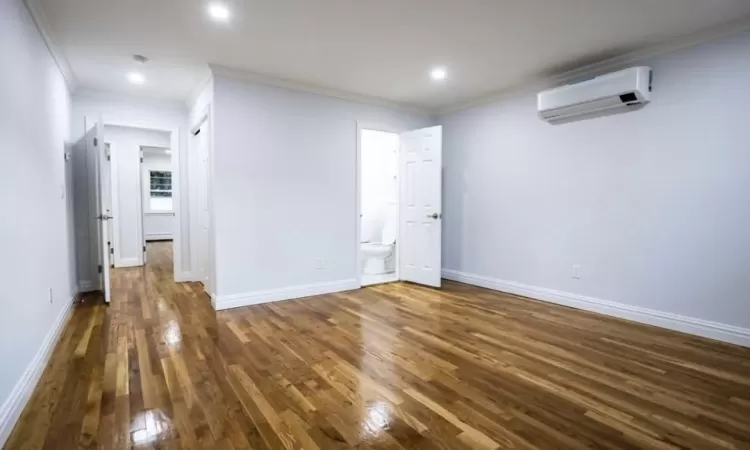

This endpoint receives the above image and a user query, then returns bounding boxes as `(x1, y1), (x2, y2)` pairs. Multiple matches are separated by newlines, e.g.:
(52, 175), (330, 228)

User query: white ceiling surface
(38, 0), (750, 110)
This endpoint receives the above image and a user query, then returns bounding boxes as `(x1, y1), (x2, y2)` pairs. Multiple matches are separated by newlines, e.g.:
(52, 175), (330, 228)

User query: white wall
(0, 0), (75, 443)
(361, 130), (399, 243)
(71, 91), (192, 283)
(104, 126), (170, 266)
(142, 151), (174, 241)
(211, 75), (430, 304)
(439, 30), (750, 339)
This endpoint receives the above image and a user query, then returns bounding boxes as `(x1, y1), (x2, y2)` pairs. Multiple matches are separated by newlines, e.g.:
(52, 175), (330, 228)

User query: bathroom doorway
(358, 127), (400, 286)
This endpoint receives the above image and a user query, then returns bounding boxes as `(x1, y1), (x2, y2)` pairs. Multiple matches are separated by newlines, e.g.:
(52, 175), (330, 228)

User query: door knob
(426, 213), (441, 219)
(96, 214), (114, 220)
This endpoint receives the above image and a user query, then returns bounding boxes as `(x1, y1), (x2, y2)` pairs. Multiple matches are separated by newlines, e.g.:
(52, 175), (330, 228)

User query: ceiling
(35, 0), (750, 111)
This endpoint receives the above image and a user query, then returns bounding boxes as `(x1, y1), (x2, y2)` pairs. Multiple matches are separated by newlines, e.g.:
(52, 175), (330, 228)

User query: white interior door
(399, 126), (443, 287)
(103, 143), (114, 267)
(195, 121), (211, 287)
(92, 118), (112, 302)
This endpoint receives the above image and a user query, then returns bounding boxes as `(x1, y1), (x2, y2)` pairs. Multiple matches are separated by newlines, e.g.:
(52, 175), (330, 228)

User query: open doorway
(87, 116), (183, 303)
(105, 125), (172, 269)
(359, 128), (400, 286)
(356, 124), (444, 289)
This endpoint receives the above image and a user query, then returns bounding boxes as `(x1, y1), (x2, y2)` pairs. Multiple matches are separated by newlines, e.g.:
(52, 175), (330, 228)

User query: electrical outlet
(48, 287), (53, 304)
(315, 258), (325, 270)
(572, 264), (581, 279)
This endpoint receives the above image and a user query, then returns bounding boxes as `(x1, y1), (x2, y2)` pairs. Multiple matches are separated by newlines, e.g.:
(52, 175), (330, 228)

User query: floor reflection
(356, 292), (401, 440)
(366, 400), (391, 430)
(130, 409), (172, 447)
(162, 319), (182, 349)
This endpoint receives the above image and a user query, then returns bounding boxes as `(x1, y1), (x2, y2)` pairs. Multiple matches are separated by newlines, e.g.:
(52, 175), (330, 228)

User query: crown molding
(24, 0), (77, 92)
(437, 16), (750, 116)
(209, 64), (430, 116)
(74, 87), (188, 111)
(184, 71), (213, 109)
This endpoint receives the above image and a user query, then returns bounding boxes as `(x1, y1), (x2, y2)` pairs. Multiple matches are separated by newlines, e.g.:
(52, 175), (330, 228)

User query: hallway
(5, 242), (213, 449)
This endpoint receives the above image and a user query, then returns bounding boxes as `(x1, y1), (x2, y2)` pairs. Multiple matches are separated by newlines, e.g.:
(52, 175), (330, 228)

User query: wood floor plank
(4, 241), (750, 449)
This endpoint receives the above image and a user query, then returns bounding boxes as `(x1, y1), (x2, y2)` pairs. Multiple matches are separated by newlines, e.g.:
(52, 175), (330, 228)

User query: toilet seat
(361, 242), (393, 254)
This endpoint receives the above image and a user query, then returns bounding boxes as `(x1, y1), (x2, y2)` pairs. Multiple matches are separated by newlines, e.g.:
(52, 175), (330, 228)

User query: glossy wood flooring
(6, 242), (750, 449)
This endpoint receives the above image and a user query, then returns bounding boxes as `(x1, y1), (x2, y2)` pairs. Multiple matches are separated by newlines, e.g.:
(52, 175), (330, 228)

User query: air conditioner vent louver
(538, 67), (652, 123)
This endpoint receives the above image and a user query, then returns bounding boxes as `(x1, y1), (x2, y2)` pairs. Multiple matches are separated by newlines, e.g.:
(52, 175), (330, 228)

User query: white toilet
(361, 206), (397, 275)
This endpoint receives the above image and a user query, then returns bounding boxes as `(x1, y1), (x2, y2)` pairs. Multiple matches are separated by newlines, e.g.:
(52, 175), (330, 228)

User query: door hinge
(93, 137), (98, 147)
(143, 245), (146, 252)
(98, 264), (102, 274)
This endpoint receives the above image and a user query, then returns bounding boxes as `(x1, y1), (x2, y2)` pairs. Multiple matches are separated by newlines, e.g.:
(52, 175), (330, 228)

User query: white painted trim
(116, 258), (141, 268)
(78, 280), (95, 292)
(213, 279), (359, 311)
(439, 17), (750, 115)
(185, 73), (213, 110)
(0, 293), (76, 447)
(145, 232), (173, 241)
(210, 64), (428, 115)
(442, 269), (750, 348)
(100, 120), (184, 280)
(355, 125), (361, 288)
(174, 271), (196, 283)
(362, 274), (399, 287)
(75, 88), (187, 110)
(23, 0), (76, 91)
(213, 19), (750, 116)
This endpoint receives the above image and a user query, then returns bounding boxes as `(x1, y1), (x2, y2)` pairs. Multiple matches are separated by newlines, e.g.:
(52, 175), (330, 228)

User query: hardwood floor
(5, 241), (750, 449)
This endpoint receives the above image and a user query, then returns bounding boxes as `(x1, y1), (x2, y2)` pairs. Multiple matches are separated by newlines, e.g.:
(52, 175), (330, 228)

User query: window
(149, 170), (173, 211)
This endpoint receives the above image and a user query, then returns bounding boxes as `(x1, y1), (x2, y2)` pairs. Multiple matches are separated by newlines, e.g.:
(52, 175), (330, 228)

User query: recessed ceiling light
(430, 67), (447, 81)
(208, 2), (231, 21)
(127, 72), (145, 85)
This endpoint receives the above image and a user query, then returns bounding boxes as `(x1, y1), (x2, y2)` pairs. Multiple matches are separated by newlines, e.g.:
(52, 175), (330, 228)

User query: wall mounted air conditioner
(538, 66), (652, 123)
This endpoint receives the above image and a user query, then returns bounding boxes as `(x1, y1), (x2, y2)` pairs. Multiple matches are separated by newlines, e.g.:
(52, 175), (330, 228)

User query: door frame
(355, 121), (402, 288)
(190, 105), (214, 297)
(85, 116), (183, 282)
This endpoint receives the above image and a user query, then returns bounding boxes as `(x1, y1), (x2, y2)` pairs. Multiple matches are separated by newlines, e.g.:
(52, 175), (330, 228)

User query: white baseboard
(78, 280), (95, 292)
(0, 292), (76, 447)
(442, 269), (750, 348)
(213, 279), (359, 311)
(174, 271), (197, 283)
(116, 258), (141, 268)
